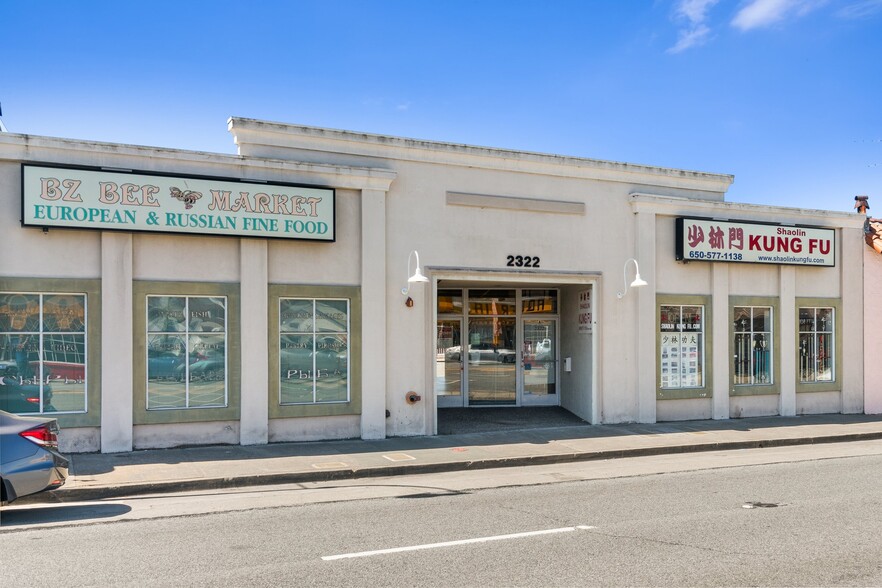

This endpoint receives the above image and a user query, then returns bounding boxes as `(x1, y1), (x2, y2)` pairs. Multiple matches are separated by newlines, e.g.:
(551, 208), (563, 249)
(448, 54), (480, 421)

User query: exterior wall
(559, 285), (595, 422)
(383, 166), (639, 432)
(0, 163), (102, 279)
(267, 188), (361, 285)
(866, 246), (882, 414)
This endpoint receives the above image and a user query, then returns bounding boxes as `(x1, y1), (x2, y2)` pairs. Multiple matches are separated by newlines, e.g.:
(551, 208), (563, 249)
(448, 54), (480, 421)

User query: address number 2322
(506, 255), (540, 268)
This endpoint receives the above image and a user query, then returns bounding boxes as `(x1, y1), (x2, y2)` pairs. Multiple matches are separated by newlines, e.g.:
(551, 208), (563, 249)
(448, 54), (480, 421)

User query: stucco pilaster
(841, 227), (864, 413)
(779, 266), (796, 416)
(240, 239), (269, 444)
(865, 246), (882, 414)
(101, 232), (133, 452)
(712, 263), (730, 419)
(361, 188), (387, 439)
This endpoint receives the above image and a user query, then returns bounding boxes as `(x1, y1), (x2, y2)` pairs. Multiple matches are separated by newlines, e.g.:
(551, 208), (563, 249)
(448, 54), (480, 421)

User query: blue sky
(3, 0), (880, 212)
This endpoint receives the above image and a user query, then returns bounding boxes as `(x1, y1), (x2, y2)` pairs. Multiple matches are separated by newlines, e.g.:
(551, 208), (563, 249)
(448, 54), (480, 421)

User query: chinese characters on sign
(676, 218), (835, 267)
(659, 305), (704, 390)
(578, 289), (592, 334)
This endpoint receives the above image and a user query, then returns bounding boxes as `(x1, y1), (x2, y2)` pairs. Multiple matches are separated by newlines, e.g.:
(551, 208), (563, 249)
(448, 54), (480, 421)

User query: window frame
(269, 285), (361, 419)
(729, 297), (780, 397)
(0, 280), (99, 426)
(133, 281), (240, 425)
(278, 297), (351, 406)
(145, 294), (230, 411)
(795, 298), (841, 393)
(656, 294), (713, 400)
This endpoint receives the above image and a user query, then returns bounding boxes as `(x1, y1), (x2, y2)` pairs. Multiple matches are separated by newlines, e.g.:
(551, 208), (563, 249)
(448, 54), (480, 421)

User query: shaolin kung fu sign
(21, 164), (335, 241)
(675, 217), (835, 267)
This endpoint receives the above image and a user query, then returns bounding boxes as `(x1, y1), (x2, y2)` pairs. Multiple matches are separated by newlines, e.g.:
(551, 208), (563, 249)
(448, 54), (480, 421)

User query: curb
(25, 429), (882, 504)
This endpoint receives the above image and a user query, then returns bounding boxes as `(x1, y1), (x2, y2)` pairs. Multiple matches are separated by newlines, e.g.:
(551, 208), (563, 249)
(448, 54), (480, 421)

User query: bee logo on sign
(170, 187), (203, 210)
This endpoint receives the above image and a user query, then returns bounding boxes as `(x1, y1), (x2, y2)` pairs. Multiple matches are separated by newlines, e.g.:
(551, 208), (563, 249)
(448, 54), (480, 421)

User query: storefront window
(146, 296), (228, 409)
(0, 292), (87, 414)
(521, 290), (557, 314)
(437, 290), (463, 315)
(799, 307), (834, 383)
(733, 306), (773, 386)
(279, 298), (349, 404)
(468, 290), (516, 316)
(659, 305), (704, 389)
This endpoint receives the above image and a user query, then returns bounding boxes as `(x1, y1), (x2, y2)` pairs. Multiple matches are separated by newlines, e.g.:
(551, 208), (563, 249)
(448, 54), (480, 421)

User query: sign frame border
(20, 162), (337, 243)
(674, 216), (836, 268)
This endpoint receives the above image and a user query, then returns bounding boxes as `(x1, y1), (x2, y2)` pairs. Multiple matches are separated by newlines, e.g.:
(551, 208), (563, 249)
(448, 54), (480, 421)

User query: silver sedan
(0, 410), (69, 504)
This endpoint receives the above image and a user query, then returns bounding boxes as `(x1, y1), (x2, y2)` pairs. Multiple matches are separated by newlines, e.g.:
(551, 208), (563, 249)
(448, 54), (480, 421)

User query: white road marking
(382, 453), (416, 462)
(322, 525), (596, 560)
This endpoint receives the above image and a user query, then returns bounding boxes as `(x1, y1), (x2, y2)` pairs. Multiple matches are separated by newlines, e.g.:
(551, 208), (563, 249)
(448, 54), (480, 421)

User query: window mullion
(312, 299), (318, 403)
(38, 294), (44, 413)
(184, 297), (190, 408)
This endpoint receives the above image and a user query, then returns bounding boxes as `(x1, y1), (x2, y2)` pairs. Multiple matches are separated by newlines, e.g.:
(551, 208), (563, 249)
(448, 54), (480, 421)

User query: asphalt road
(3, 441), (882, 587)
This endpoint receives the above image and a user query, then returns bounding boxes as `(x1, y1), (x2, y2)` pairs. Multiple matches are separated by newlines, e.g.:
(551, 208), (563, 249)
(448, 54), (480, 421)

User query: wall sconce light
(617, 258), (648, 299)
(401, 250), (429, 306)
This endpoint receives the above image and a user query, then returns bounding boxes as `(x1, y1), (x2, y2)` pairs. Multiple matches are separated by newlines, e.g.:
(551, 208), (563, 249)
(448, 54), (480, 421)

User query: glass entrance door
(467, 316), (517, 405)
(435, 288), (560, 408)
(521, 319), (558, 406)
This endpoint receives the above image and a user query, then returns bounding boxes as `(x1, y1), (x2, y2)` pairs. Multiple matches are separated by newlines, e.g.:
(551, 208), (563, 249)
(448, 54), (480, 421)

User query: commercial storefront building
(0, 119), (873, 453)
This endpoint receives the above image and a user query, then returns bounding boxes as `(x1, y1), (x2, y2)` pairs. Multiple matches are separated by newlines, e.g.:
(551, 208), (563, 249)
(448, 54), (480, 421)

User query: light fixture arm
(617, 258), (648, 299)
(401, 250), (429, 296)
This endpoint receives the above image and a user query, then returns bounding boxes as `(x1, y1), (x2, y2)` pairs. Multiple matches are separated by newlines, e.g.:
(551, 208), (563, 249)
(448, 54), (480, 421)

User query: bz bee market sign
(675, 217), (834, 267)
(22, 164), (335, 241)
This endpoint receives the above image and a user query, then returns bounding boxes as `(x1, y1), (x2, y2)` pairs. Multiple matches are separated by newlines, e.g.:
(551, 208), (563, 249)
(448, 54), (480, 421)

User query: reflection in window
(435, 320), (462, 397)
(0, 292), (87, 414)
(280, 298), (349, 404)
(523, 319), (556, 396)
(467, 316), (516, 405)
(733, 306), (772, 386)
(147, 296), (227, 410)
(659, 305), (704, 389)
(521, 290), (558, 314)
(799, 307), (834, 383)
(468, 290), (516, 316)
(437, 290), (463, 315)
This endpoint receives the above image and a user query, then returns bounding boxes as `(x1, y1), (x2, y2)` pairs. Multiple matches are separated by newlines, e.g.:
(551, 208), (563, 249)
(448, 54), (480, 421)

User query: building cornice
(629, 192), (867, 228)
(228, 117), (734, 194)
(0, 132), (397, 191)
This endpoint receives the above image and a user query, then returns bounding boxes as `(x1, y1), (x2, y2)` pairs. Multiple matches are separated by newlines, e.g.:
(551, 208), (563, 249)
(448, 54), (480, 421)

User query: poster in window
(659, 304), (704, 389)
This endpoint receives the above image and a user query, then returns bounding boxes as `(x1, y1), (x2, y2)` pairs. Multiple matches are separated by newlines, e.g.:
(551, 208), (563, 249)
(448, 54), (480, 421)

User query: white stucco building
(0, 119), (873, 453)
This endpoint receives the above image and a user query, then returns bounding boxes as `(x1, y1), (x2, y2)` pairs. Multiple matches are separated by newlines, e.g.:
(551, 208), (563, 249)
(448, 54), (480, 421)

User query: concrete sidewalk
(31, 414), (882, 503)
